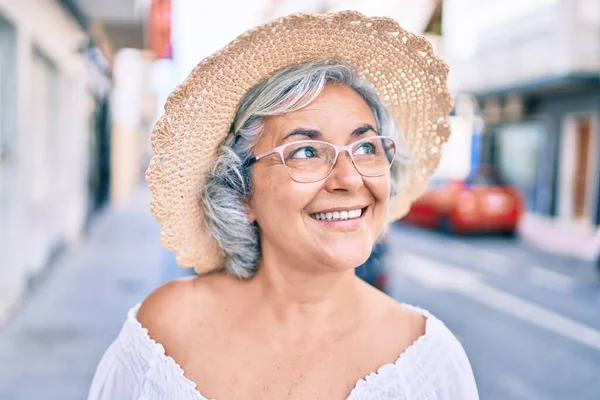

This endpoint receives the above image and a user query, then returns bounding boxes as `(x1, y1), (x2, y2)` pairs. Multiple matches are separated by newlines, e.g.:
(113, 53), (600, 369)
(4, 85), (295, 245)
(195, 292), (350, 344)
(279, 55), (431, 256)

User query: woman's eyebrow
(352, 124), (376, 136)
(279, 128), (321, 144)
(278, 124), (375, 144)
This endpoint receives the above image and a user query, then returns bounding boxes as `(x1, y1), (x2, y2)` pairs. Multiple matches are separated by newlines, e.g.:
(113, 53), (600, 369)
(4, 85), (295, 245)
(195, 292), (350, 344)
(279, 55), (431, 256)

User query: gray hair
(201, 61), (412, 278)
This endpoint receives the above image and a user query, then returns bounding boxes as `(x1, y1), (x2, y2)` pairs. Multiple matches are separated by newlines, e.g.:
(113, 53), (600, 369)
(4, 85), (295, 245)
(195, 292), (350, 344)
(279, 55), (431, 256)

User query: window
(30, 49), (58, 203)
(494, 121), (545, 210)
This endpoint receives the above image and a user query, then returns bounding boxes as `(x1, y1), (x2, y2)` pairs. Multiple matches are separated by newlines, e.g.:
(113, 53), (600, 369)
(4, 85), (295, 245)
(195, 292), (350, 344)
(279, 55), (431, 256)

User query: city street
(387, 224), (600, 400)
(1, 1), (599, 400)
(0, 188), (599, 399)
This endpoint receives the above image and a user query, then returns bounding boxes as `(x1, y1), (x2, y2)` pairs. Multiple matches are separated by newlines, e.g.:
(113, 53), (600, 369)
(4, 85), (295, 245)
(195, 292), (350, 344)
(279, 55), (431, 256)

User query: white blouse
(88, 304), (479, 400)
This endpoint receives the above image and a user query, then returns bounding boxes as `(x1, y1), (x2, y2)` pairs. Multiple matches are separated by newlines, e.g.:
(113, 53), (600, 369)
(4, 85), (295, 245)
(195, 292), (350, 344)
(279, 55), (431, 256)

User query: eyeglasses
(247, 136), (398, 183)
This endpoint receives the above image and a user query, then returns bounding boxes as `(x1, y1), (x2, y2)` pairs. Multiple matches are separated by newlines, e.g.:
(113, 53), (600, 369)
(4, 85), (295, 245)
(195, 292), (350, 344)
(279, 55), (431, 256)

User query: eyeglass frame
(245, 135), (399, 183)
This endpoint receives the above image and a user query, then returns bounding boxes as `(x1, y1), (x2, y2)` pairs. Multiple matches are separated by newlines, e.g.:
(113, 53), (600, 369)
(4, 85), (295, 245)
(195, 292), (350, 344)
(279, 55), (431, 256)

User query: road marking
(396, 253), (481, 290)
(476, 248), (511, 266)
(398, 252), (600, 352)
(449, 241), (472, 252)
(527, 265), (576, 293)
(500, 374), (546, 400)
(471, 259), (510, 275)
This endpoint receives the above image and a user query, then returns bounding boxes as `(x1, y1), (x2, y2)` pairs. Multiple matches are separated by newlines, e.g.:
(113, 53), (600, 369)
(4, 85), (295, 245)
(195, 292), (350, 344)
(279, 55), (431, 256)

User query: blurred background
(0, 0), (600, 399)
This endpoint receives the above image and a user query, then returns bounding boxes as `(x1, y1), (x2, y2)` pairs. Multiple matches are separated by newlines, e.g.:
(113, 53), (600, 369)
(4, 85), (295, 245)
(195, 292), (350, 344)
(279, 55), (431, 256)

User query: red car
(403, 166), (524, 235)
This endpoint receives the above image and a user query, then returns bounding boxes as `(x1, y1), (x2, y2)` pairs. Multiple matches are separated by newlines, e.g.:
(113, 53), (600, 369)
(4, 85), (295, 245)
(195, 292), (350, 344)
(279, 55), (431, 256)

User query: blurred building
(444, 0), (600, 258)
(0, 0), (156, 323)
(77, 0), (156, 204)
(159, 0), (443, 100)
(0, 0), (111, 322)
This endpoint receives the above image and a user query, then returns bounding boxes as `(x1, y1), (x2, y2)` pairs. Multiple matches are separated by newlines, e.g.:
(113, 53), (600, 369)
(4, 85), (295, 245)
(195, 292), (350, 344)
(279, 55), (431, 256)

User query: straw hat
(146, 11), (453, 273)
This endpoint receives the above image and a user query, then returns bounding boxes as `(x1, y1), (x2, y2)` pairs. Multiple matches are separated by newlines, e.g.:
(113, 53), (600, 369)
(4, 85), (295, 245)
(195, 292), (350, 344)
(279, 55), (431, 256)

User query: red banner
(147, 0), (172, 59)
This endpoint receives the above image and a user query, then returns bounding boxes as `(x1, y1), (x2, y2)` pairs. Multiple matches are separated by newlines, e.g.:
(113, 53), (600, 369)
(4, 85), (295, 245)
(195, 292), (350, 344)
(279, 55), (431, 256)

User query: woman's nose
(325, 151), (363, 191)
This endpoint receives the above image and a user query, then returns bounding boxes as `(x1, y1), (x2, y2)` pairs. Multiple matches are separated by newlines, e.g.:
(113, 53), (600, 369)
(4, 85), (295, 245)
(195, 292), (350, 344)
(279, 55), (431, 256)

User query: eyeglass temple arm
(245, 147), (280, 166)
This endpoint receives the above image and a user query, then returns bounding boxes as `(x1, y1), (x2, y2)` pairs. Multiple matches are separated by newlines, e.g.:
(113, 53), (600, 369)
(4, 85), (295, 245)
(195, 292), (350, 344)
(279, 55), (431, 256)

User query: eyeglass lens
(281, 137), (396, 183)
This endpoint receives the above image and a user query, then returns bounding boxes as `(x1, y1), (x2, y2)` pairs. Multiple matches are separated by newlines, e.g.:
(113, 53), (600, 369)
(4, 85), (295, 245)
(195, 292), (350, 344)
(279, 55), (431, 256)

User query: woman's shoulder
(136, 277), (196, 345)
(351, 296), (478, 398)
(385, 299), (465, 358)
(398, 303), (461, 349)
(363, 288), (428, 346)
(397, 306), (479, 398)
(137, 272), (231, 347)
(365, 289), (469, 367)
(88, 276), (225, 399)
(394, 304), (476, 390)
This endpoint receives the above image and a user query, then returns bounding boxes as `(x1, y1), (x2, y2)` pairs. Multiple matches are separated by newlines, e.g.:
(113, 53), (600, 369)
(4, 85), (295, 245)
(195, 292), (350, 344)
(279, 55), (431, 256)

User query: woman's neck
(246, 252), (366, 335)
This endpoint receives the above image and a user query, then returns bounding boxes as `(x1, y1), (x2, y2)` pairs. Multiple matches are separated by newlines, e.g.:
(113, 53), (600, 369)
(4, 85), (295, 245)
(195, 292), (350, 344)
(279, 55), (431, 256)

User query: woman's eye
(354, 142), (376, 155)
(290, 146), (318, 159)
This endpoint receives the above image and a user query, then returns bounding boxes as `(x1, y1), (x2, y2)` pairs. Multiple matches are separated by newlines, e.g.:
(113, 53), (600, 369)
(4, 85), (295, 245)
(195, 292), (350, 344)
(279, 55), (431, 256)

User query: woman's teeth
(310, 208), (363, 221)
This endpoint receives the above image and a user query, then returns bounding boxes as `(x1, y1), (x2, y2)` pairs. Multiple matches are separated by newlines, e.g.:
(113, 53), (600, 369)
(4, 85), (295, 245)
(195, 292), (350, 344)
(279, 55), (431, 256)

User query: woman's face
(247, 84), (391, 271)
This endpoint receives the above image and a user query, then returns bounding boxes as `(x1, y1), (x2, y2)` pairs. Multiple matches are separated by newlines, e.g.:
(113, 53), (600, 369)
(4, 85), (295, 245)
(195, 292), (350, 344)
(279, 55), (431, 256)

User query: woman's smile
(307, 206), (369, 232)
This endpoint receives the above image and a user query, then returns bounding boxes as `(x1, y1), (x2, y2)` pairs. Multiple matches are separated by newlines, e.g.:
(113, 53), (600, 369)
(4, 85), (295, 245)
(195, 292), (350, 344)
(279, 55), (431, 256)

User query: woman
(89, 11), (478, 399)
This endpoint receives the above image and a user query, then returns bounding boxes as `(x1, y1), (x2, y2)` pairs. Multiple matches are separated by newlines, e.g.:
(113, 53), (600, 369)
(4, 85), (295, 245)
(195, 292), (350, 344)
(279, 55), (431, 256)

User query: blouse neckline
(127, 303), (438, 400)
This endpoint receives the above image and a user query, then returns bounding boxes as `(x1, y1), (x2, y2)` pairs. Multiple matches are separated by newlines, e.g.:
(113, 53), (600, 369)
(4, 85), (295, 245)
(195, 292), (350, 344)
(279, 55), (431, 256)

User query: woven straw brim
(146, 11), (453, 274)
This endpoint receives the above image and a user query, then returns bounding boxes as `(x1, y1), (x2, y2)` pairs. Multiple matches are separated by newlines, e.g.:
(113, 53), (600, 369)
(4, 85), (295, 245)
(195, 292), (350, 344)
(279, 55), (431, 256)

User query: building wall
(110, 48), (155, 204)
(0, 0), (96, 322)
(0, 11), (19, 324)
(445, 0), (600, 228)
(444, 0), (600, 93)
(477, 91), (600, 231)
(170, 0), (267, 85)
(531, 93), (600, 223)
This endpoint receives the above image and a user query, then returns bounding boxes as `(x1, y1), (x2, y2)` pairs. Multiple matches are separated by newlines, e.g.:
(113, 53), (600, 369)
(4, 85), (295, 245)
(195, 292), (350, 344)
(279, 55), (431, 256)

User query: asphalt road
(386, 223), (600, 400)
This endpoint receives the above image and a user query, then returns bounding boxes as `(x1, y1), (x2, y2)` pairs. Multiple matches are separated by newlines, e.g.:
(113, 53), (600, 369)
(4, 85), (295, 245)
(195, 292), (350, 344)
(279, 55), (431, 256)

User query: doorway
(559, 114), (598, 226)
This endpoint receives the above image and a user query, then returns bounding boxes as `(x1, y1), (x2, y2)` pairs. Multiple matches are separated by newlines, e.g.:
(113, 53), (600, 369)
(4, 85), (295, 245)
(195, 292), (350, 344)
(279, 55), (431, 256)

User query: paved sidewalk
(519, 213), (600, 261)
(0, 187), (165, 400)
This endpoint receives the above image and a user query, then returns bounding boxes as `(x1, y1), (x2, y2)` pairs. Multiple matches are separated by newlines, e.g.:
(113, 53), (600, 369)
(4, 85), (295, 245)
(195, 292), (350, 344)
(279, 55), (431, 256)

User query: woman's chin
(318, 247), (372, 271)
